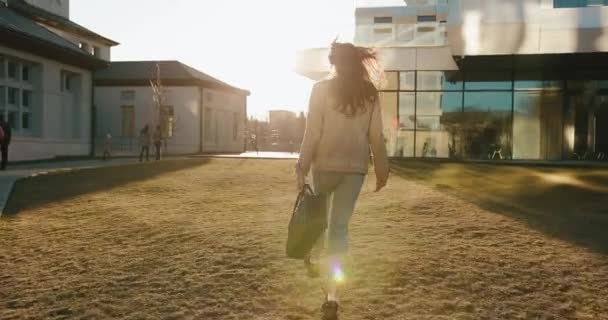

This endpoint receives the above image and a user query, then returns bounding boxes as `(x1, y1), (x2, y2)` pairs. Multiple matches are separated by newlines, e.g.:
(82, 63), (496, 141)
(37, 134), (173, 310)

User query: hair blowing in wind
(328, 41), (383, 117)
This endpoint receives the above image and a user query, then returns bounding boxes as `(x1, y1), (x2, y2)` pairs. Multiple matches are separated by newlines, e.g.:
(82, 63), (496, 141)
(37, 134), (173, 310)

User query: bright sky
(71, 0), (356, 119)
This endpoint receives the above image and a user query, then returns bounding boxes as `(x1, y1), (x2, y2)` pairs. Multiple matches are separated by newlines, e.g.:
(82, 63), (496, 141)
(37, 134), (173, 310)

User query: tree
(149, 62), (165, 129)
(149, 63), (173, 152)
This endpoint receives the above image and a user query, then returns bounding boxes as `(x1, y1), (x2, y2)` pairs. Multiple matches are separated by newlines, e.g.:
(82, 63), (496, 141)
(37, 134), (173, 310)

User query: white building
(0, 0), (117, 161)
(94, 61), (249, 155)
(356, 0), (449, 47)
(298, 0), (608, 161)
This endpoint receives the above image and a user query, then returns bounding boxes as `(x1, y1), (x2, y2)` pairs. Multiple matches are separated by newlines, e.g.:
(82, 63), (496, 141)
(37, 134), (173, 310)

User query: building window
(7, 87), (18, 105)
(7, 61), (17, 79)
(22, 65), (30, 82)
(0, 57), (5, 79)
(374, 27), (393, 35)
(8, 111), (18, 129)
(22, 112), (30, 130)
(400, 72), (416, 91)
(22, 90), (31, 107)
(417, 71), (463, 91)
(463, 92), (513, 159)
(120, 90), (136, 100)
(513, 92), (563, 160)
(374, 16), (393, 24)
(93, 46), (101, 58)
(554, 0), (608, 7)
(120, 105), (135, 137)
(382, 72), (399, 90)
(61, 72), (72, 91)
(417, 15), (437, 22)
(416, 92), (463, 158)
(417, 26), (436, 33)
(465, 72), (512, 90)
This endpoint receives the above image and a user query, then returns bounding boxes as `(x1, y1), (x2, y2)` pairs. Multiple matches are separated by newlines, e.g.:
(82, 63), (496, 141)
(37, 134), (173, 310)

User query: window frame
(120, 105), (135, 138)
(417, 15), (437, 23)
(7, 61), (17, 79)
(374, 16), (393, 24)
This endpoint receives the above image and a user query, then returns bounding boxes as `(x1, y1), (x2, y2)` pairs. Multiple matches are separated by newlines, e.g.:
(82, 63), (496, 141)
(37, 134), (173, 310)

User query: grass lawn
(1, 158), (607, 319)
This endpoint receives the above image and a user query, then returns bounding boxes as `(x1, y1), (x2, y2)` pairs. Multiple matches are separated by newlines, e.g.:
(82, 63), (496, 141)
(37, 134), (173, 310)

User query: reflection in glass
(465, 72), (512, 90)
(416, 92), (463, 158)
(382, 72), (399, 90)
(463, 92), (513, 159)
(513, 92), (563, 160)
(379, 92), (399, 156)
(515, 72), (562, 90)
(399, 92), (415, 129)
(417, 71), (463, 91)
(396, 92), (415, 157)
(395, 130), (415, 157)
(399, 72), (415, 91)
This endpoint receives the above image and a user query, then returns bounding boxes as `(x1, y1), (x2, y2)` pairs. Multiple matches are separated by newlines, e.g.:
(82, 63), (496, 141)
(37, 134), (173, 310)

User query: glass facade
(377, 69), (598, 160)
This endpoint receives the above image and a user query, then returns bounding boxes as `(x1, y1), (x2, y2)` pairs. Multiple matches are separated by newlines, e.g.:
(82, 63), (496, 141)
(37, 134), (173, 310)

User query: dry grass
(1, 158), (607, 320)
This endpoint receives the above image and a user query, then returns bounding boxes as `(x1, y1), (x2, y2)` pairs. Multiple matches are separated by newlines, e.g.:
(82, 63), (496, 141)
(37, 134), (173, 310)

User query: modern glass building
(379, 55), (608, 160)
(298, 0), (608, 161)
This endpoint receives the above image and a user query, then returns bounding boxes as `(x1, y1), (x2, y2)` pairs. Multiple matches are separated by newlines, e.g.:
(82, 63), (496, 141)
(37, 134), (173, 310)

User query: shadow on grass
(3, 159), (210, 215)
(391, 160), (608, 255)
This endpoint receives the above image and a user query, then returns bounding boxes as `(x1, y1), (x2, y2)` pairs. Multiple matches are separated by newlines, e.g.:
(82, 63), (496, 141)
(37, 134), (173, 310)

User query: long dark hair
(328, 41), (382, 116)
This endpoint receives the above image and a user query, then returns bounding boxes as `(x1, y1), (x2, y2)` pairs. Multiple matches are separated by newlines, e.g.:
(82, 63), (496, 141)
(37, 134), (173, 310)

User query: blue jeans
(313, 171), (365, 256)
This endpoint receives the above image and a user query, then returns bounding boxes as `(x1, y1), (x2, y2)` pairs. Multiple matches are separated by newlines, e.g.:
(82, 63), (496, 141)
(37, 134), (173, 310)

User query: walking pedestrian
(296, 41), (389, 320)
(153, 125), (162, 161)
(139, 125), (151, 162)
(0, 116), (12, 170)
(102, 133), (112, 161)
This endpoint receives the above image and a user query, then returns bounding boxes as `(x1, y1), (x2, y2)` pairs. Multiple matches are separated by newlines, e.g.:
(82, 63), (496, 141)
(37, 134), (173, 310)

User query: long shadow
(2, 159), (210, 215)
(391, 160), (608, 255)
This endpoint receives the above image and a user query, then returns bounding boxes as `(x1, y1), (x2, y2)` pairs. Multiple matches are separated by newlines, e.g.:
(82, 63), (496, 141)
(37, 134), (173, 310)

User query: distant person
(0, 117), (11, 170)
(251, 134), (259, 155)
(102, 133), (112, 161)
(296, 41), (389, 319)
(139, 125), (151, 162)
(153, 125), (162, 161)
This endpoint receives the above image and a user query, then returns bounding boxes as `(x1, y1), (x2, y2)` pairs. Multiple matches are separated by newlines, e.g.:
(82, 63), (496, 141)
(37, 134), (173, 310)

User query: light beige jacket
(298, 80), (389, 178)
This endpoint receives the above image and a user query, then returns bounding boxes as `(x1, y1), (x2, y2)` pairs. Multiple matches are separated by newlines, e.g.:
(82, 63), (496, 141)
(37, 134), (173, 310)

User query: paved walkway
(0, 158), (144, 215)
(196, 151), (299, 159)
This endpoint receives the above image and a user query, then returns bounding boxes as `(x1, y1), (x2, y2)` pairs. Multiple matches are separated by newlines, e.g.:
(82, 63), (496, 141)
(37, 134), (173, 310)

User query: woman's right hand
(375, 173), (388, 192)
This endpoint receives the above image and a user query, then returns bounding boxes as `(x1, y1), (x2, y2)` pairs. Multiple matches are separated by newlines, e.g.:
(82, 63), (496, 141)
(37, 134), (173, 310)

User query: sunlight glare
(333, 264), (345, 284)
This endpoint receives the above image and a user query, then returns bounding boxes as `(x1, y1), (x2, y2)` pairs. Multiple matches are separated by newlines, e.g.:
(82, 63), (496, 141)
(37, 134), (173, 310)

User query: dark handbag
(286, 184), (327, 259)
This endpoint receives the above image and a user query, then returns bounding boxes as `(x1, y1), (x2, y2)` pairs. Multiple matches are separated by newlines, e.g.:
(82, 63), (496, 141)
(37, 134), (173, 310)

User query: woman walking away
(296, 41), (389, 319)
(153, 125), (162, 160)
(139, 125), (151, 162)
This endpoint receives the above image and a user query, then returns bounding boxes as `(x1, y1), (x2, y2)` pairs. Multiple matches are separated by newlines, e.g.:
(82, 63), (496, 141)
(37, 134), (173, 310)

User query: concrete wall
(94, 86), (201, 155)
(448, 0), (608, 55)
(201, 88), (246, 153)
(24, 0), (69, 18)
(0, 45), (92, 161)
